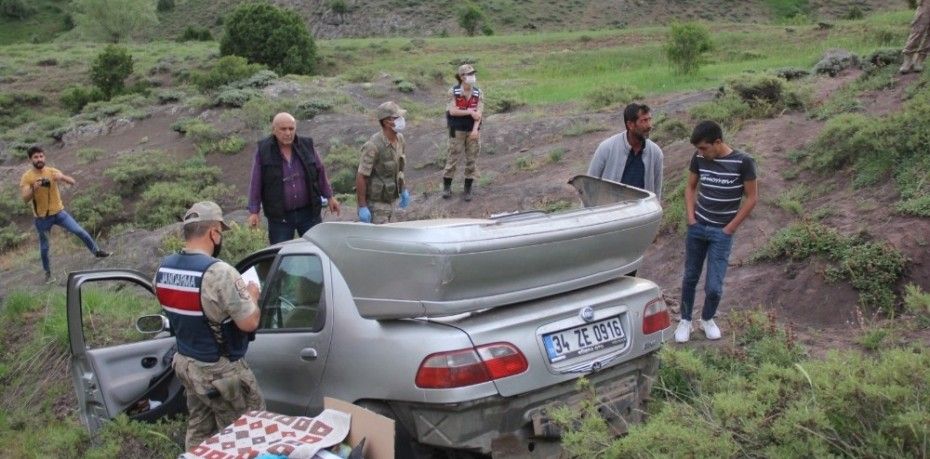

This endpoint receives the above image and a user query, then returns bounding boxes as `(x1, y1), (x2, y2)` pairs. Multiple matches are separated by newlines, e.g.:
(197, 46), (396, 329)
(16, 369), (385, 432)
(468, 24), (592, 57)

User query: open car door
(67, 270), (186, 433)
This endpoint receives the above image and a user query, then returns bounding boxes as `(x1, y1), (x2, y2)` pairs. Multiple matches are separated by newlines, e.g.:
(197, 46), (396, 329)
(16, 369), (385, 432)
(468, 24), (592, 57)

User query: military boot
(463, 179), (474, 202)
(899, 54), (916, 74)
(442, 178), (453, 199)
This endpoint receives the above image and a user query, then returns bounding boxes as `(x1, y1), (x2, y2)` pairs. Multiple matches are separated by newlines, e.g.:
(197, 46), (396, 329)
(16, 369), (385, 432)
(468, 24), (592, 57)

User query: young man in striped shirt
(675, 121), (758, 343)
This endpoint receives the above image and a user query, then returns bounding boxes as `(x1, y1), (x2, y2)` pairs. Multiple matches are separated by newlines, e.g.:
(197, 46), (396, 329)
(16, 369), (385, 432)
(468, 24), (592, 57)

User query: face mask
(211, 233), (223, 258)
(393, 117), (406, 132)
(464, 75), (476, 85)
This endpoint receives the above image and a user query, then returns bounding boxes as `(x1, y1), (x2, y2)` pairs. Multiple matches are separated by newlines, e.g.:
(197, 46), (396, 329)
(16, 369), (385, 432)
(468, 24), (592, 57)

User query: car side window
(259, 255), (325, 331)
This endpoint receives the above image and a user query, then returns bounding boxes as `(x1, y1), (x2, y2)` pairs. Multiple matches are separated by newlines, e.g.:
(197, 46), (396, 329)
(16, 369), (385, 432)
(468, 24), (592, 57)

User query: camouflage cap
(375, 101), (407, 120)
(183, 201), (231, 231)
(457, 64), (476, 76)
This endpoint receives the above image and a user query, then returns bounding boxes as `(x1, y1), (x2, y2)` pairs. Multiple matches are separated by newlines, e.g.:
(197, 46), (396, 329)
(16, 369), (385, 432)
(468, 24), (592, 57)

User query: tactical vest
(366, 133), (402, 204)
(155, 252), (250, 363)
(446, 85), (481, 133)
(257, 135), (322, 220)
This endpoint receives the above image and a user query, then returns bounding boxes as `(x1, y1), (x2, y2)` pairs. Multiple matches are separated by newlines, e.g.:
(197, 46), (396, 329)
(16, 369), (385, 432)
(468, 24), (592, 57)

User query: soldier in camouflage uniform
(442, 64), (483, 201)
(356, 101), (410, 224)
(154, 201), (265, 450)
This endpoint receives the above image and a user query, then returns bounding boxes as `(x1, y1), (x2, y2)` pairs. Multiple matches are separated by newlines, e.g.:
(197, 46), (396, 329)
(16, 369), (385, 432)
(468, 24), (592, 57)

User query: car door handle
(299, 348), (318, 361)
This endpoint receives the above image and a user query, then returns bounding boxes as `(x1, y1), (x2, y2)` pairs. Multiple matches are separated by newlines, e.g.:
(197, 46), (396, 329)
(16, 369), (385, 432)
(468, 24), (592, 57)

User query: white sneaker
(674, 320), (692, 343)
(700, 319), (722, 340)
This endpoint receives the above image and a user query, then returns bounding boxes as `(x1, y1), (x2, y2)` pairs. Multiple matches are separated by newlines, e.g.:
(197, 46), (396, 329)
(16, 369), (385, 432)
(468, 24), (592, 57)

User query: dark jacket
(256, 135), (322, 220)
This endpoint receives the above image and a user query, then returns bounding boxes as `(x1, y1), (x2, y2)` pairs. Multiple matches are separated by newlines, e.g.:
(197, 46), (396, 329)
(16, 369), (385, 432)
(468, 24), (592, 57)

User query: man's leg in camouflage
(173, 356), (219, 450)
(369, 201), (394, 224)
(902, 0), (930, 72)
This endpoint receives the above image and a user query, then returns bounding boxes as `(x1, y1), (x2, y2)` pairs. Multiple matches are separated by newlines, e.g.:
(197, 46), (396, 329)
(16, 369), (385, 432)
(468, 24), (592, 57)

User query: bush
(192, 55), (264, 92)
(76, 147), (105, 164)
(766, 0), (810, 20)
(651, 114), (689, 145)
(60, 85), (106, 114)
(91, 45), (133, 99)
(844, 6), (864, 20)
(0, 0), (35, 19)
(458, 2), (484, 36)
(665, 22), (713, 74)
(213, 88), (259, 107)
(156, 0), (173, 12)
(484, 88), (524, 114)
(220, 2), (316, 76)
(752, 222), (907, 311)
(560, 311), (930, 458)
(70, 189), (122, 233)
(73, 0), (158, 43)
(329, 0), (348, 15)
(726, 73), (786, 106)
(177, 25), (212, 42)
(395, 80), (416, 93)
(323, 142), (360, 195)
(155, 89), (184, 104)
(295, 99), (334, 120)
(0, 223), (27, 250)
(585, 83), (643, 109)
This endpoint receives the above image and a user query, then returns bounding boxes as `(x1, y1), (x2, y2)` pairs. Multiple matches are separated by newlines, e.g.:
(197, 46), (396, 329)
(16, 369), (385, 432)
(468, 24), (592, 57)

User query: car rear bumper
(389, 351), (660, 455)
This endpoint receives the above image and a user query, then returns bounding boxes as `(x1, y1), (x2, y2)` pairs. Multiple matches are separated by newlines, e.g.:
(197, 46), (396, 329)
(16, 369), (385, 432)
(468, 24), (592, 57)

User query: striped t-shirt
(689, 149), (756, 227)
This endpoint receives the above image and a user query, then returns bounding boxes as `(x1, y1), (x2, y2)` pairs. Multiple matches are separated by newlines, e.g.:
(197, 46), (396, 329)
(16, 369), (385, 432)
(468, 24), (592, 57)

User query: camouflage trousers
(369, 201), (395, 224)
(904, 0), (930, 57)
(173, 353), (265, 450)
(443, 130), (479, 180)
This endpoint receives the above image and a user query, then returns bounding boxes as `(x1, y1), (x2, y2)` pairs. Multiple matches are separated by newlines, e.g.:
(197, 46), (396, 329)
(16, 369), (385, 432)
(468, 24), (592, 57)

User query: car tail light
(415, 342), (528, 389)
(476, 342), (528, 380)
(642, 297), (671, 334)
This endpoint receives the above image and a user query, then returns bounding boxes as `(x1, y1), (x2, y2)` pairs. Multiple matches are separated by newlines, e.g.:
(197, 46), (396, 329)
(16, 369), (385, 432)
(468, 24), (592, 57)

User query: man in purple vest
(155, 201), (264, 450)
(247, 112), (341, 244)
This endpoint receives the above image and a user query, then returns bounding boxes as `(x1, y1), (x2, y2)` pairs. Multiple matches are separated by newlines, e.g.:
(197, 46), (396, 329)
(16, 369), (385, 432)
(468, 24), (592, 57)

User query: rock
(813, 49), (859, 77)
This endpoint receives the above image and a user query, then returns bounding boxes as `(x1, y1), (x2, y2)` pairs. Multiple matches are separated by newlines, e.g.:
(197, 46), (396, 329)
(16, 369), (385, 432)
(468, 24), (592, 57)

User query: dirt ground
(2, 66), (929, 355)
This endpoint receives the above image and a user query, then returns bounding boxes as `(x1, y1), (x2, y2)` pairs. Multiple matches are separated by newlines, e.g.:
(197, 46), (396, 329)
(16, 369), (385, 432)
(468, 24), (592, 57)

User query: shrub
(0, 0), (35, 19)
(155, 89), (184, 104)
(458, 2), (484, 36)
(844, 6), (864, 20)
(156, 0), (173, 12)
(726, 73), (786, 106)
(76, 147), (105, 164)
(213, 88), (259, 107)
(192, 55), (264, 92)
(0, 223), (27, 250)
(896, 195), (930, 217)
(395, 80), (416, 93)
(752, 222), (906, 311)
(323, 142), (360, 195)
(651, 115), (689, 145)
(482, 88), (524, 114)
(665, 22), (713, 74)
(221, 2), (317, 76)
(199, 135), (246, 155)
(766, 0), (810, 20)
(584, 83), (643, 109)
(295, 99), (334, 120)
(73, 0), (157, 43)
(177, 25), (212, 42)
(70, 189), (122, 232)
(904, 284), (930, 317)
(329, 0), (348, 15)
(481, 24), (494, 36)
(91, 45), (133, 98)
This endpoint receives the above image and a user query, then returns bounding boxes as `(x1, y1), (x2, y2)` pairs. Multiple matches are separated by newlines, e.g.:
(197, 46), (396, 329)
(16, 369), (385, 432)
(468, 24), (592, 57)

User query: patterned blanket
(183, 409), (351, 459)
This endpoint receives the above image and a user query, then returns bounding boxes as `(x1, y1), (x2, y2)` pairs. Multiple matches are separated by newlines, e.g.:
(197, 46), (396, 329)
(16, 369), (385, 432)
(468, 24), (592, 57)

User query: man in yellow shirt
(20, 146), (109, 282)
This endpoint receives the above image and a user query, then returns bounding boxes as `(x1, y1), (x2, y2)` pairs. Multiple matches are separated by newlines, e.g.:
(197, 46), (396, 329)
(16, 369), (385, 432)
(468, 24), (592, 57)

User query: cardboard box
(324, 397), (395, 459)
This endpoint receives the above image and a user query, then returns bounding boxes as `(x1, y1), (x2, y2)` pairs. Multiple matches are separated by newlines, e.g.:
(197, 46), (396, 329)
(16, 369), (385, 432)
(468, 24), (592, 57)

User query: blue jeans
(680, 223), (734, 321)
(34, 210), (99, 273)
(266, 207), (322, 245)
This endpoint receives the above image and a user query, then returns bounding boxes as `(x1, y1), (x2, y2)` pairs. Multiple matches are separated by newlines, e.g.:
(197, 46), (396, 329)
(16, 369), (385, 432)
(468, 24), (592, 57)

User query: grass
(555, 310), (930, 458)
(0, 288), (185, 456)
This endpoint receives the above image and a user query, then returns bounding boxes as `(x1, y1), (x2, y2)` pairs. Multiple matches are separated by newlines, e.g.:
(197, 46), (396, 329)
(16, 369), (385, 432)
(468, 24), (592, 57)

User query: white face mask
(392, 116), (406, 132)
(464, 75), (477, 85)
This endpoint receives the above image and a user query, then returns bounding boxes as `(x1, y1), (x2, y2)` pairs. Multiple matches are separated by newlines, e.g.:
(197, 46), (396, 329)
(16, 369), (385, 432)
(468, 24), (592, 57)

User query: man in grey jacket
(587, 103), (664, 200)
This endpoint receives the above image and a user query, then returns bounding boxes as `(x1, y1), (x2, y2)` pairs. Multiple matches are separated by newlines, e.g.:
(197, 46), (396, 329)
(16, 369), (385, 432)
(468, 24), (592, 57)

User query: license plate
(543, 316), (626, 363)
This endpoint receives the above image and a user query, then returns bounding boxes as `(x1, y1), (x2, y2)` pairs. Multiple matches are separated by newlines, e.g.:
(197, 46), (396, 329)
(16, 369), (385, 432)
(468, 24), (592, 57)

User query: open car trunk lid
(306, 175), (662, 320)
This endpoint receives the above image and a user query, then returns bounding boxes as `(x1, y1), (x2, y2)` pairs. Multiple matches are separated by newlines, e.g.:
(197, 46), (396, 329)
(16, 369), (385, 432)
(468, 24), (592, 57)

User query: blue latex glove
(399, 189), (410, 209)
(358, 206), (372, 223)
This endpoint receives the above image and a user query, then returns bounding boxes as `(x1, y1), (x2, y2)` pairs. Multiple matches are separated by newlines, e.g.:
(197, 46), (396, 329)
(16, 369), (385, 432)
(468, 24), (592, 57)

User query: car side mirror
(136, 314), (169, 334)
